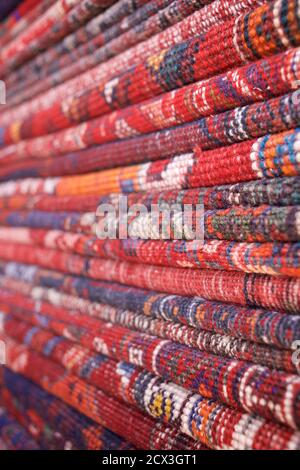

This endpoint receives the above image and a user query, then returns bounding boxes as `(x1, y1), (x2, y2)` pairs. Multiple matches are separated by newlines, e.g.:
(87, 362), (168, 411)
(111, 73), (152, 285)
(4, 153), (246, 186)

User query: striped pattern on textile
(0, 0), (300, 451)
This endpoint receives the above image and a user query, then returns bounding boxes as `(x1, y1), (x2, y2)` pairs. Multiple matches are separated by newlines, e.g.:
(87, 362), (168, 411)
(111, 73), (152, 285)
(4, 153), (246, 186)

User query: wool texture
(0, 0), (300, 451)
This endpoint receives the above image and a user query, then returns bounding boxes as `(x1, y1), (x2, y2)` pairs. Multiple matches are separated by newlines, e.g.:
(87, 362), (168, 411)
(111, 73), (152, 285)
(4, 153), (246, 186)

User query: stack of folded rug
(0, 0), (299, 450)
